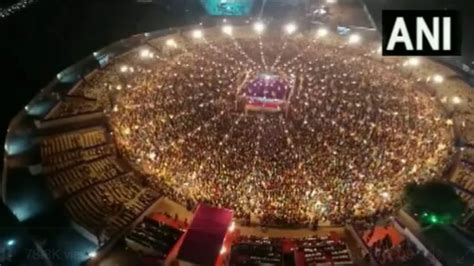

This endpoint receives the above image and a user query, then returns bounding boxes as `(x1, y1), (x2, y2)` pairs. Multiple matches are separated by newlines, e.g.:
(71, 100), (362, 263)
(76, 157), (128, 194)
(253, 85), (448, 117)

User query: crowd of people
(75, 32), (455, 226)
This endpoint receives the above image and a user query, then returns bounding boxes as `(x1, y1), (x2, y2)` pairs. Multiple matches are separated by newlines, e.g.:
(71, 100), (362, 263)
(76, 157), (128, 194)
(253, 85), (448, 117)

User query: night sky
(0, 0), (203, 150)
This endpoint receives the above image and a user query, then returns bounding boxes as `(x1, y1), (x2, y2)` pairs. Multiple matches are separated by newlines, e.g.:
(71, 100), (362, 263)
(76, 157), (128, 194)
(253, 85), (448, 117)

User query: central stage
(239, 72), (291, 112)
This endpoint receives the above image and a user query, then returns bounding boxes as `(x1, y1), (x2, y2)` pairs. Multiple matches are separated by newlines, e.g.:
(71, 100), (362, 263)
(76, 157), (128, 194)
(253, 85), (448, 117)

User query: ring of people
(79, 25), (459, 227)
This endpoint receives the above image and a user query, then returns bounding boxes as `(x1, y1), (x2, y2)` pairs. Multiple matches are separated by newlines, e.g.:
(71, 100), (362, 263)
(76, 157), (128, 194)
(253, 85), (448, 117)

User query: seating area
(461, 147), (474, 162)
(71, 70), (121, 107)
(230, 236), (283, 265)
(459, 211), (474, 234)
(48, 156), (126, 197)
(39, 122), (163, 245)
(125, 217), (183, 260)
(355, 222), (427, 266)
(296, 236), (353, 265)
(229, 234), (353, 265)
(40, 127), (108, 157)
(451, 161), (474, 193)
(65, 173), (158, 242)
(370, 238), (422, 265)
(43, 144), (116, 173)
(44, 96), (101, 120)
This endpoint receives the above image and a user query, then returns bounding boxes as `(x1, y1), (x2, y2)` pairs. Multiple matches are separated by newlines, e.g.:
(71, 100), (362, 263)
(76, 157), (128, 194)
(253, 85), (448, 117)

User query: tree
(402, 181), (466, 224)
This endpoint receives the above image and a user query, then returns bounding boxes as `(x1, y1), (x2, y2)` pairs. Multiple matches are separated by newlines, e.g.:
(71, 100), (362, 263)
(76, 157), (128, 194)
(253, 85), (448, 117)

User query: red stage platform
(177, 204), (233, 266)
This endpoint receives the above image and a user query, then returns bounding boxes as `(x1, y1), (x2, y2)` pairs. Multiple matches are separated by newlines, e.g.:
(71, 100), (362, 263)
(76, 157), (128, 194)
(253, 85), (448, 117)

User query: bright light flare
(284, 23), (297, 35)
(88, 251), (97, 258)
(452, 96), (462, 104)
(192, 29), (203, 39)
(405, 57), (420, 67)
(348, 33), (361, 44)
(228, 221), (235, 232)
(381, 191), (390, 199)
(326, 0), (337, 4)
(120, 65), (128, 73)
(140, 49), (150, 58)
(220, 246), (227, 254)
(7, 239), (15, 247)
(166, 38), (177, 47)
(222, 25), (233, 35)
(316, 28), (329, 37)
(253, 21), (265, 34)
(432, 74), (444, 83)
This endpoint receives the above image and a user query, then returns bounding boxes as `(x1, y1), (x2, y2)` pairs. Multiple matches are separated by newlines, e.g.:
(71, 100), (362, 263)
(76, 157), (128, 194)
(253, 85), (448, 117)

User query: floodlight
(432, 74), (444, 83)
(284, 23), (297, 35)
(317, 28), (329, 37)
(140, 49), (150, 58)
(452, 96), (462, 104)
(7, 239), (15, 247)
(192, 29), (203, 39)
(406, 57), (420, 66)
(348, 33), (361, 44)
(166, 38), (177, 47)
(222, 25), (233, 35)
(316, 28), (329, 37)
(254, 21), (265, 34)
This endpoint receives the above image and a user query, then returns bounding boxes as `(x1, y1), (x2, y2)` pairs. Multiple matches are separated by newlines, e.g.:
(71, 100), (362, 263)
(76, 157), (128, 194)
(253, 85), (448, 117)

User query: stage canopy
(177, 204), (233, 265)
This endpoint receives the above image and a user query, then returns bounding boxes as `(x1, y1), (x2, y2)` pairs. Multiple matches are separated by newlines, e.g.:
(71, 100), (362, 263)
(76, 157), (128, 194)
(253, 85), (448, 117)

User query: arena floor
(73, 26), (457, 227)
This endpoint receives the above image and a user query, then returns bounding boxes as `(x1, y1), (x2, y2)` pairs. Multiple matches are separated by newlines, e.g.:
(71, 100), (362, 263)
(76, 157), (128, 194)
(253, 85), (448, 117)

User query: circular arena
(3, 19), (474, 266)
(108, 26), (454, 226)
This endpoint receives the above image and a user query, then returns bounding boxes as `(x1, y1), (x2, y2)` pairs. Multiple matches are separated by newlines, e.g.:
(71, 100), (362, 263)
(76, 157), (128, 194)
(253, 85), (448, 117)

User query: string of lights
(0, 0), (37, 19)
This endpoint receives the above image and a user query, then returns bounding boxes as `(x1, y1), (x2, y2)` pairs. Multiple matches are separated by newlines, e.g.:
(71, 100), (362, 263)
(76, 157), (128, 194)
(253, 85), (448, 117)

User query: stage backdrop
(200, 0), (254, 16)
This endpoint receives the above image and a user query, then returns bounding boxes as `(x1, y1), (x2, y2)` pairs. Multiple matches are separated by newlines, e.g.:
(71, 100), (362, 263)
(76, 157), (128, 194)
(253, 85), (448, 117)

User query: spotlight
(253, 21), (265, 34)
(166, 38), (177, 47)
(120, 65), (128, 73)
(326, 0), (337, 4)
(381, 191), (390, 199)
(88, 251), (97, 258)
(316, 28), (329, 37)
(192, 29), (203, 39)
(348, 33), (361, 44)
(432, 74), (444, 83)
(284, 23), (297, 35)
(139, 49), (150, 58)
(452, 96), (462, 104)
(7, 239), (15, 247)
(405, 57), (420, 67)
(222, 25), (233, 36)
